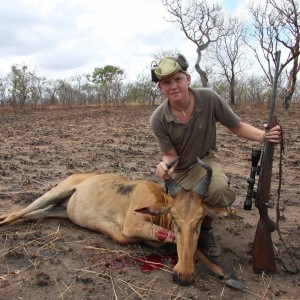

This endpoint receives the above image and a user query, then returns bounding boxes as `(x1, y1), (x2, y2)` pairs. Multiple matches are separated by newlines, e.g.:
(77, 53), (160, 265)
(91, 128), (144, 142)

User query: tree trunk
(195, 48), (208, 87)
(230, 83), (235, 105)
(283, 92), (293, 110)
(230, 75), (235, 105)
(283, 58), (299, 109)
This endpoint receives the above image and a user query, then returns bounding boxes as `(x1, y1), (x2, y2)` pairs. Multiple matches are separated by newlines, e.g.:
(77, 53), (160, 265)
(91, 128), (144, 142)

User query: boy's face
(158, 72), (191, 102)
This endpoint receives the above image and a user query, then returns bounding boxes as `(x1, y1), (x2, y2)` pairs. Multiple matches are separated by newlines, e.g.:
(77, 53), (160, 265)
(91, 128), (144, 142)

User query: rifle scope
(244, 149), (261, 210)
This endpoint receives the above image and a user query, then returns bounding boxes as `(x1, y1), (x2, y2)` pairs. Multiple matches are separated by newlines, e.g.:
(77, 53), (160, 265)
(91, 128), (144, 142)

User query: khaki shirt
(150, 88), (240, 170)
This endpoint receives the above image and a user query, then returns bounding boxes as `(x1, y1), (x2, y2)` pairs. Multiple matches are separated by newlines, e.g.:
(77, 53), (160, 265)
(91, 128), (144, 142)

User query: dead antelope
(0, 157), (241, 288)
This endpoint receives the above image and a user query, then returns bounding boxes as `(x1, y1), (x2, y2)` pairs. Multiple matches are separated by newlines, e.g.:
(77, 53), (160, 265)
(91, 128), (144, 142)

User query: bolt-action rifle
(244, 50), (281, 273)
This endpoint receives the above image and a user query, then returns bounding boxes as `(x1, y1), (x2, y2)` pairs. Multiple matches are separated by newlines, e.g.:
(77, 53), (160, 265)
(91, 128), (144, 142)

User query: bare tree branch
(210, 17), (249, 105)
(269, 0), (300, 109)
(162, 0), (231, 87)
(248, 0), (300, 109)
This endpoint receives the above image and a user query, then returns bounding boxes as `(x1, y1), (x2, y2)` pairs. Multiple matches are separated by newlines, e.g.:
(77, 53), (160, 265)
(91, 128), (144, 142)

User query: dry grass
(0, 104), (299, 299)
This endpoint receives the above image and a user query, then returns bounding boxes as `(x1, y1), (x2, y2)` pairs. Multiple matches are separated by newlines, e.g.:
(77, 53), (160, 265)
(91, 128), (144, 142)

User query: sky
(0, 0), (246, 82)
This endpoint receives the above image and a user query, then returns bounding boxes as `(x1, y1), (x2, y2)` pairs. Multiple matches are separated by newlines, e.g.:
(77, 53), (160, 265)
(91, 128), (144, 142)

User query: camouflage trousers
(172, 150), (236, 208)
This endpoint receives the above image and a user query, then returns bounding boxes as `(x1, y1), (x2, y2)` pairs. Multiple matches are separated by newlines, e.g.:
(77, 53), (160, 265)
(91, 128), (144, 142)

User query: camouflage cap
(154, 56), (187, 81)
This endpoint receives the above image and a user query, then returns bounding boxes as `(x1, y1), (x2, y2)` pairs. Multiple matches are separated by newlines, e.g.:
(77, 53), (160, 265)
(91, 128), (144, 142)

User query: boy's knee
(205, 175), (236, 207)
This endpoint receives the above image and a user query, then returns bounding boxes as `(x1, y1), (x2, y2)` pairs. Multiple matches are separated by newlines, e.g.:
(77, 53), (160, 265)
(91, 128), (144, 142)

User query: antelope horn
(165, 178), (182, 197)
(165, 157), (181, 197)
(166, 156), (179, 170)
(193, 157), (212, 198)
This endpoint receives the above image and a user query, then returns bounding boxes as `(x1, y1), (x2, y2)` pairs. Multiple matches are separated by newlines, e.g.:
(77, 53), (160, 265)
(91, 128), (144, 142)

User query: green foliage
(9, 64), (32, 110)
(127, 86), (144, 102)
(91, 65), (124, 87)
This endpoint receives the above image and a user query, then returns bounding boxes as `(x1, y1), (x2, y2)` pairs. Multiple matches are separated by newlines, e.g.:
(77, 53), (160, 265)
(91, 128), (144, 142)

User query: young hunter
(150, 55), (282, 257)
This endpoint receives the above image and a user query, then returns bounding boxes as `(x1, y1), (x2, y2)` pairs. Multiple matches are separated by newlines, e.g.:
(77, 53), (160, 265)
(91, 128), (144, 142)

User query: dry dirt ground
(0, 104), (299, 300)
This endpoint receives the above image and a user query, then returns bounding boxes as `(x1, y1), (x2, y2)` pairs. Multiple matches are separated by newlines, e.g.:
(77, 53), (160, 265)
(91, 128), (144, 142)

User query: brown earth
(0, 104), (299, 300)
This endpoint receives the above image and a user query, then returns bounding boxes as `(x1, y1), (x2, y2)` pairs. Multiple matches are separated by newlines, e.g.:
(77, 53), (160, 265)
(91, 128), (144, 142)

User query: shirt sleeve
(150, 107), (174, 153)
(212, 90), (240, 128)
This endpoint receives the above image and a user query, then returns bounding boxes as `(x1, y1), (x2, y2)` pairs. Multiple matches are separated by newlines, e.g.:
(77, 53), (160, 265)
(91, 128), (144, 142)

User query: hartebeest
(0, 158), (241, 288)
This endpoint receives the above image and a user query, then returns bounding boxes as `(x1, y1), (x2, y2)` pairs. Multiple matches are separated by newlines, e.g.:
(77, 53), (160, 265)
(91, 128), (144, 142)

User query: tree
(29, 75), (46, 109)
(209, 18), (248, 105)
(8, 64), (32, 112)
(248, 0), (300, 109)
(269, 0), (300, 109)
(43, 79), (60, 107)
(245, 75), (269, 105)
(57, 79), (75, 108)
(135, 72), (161, 104)
(69, 74), (94, 106)
(91, 65), (125, 105)
(162, 0), (231, 87)
(0, 76), (8, 115)
(80, 82), (98, 106)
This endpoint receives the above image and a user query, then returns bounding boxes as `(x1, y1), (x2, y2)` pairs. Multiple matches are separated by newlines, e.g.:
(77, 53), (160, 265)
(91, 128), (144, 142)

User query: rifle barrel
(268, 50), (281, 124)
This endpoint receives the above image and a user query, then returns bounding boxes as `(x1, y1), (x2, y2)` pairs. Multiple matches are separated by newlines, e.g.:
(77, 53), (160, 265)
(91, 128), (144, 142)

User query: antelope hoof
(223, 276), (242, 290)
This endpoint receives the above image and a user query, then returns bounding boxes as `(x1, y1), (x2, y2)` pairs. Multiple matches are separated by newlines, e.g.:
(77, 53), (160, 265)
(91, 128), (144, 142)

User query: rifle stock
(252, 215), (277, 273)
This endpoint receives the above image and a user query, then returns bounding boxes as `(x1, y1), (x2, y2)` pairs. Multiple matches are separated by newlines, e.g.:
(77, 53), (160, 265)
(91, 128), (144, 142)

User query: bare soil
(0, 104), (299, 300)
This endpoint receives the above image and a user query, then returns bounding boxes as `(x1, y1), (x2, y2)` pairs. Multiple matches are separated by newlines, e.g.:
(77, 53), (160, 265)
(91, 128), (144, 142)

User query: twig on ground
(0, 227), (61, 258)
(53, 276), (63, 299)
(59, 281), (73, 299)
(145, 277), (157, 298)
(109, 268), (119, 300)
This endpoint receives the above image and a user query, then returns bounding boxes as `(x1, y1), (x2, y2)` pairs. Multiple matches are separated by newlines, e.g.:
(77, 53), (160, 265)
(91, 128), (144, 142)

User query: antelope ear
(135, 204), (171, 216)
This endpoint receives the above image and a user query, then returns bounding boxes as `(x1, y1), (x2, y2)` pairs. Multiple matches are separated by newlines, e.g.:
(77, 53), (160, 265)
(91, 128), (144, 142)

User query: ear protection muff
(176, 54), (189, 71)
(151, 61), (159, 83)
